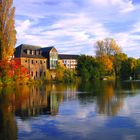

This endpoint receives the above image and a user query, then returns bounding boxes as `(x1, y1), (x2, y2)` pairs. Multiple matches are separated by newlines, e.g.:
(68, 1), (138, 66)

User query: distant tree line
(77, 38), (140, 81)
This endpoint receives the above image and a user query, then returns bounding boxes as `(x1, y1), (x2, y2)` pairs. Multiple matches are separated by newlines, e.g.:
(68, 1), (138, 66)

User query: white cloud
(13, 0), (140, 57)
(17, 118), (32, 133)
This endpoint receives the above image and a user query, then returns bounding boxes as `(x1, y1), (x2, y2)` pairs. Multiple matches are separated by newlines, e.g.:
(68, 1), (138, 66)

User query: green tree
(120, 57), (137, 80)
(113, 53), (128, 77)
(77, 55), (101, 81)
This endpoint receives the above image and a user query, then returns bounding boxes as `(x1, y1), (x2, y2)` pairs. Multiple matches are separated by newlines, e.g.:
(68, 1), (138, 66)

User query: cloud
(13, 0), (140, 57)
(17, 118), (32, 133)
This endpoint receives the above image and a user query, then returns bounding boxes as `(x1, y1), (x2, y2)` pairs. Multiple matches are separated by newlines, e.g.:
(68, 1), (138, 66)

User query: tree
(95, 38), (121, 57)
(0, 0), (16, 60)
(120, 57), (137, 80)
(77, 55), (101, 81)
(95, 38), (122, 77)
(113, 53), (128, 77)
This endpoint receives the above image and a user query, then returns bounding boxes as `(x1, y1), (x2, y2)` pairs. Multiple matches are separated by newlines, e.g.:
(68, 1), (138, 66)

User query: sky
(13, 0), (140, 57)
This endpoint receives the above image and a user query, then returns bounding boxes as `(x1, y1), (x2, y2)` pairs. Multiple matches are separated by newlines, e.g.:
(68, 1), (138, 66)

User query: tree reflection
(78, 80), (140, 116)
(0, 87), (17, 140)
(0, 81), (139, 140)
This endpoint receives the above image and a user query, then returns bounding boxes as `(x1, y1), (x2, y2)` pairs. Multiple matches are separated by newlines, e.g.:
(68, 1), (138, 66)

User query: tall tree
(95, 38), (121, 57)
(0, 0), (16, 60)
(95, 38), (122, 76)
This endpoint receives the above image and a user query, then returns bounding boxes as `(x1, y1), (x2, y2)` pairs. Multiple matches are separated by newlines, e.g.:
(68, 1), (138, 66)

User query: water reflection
(78, 80), (139, 116)
(0, 87), (17, 140)
(0, 81), (140, 140)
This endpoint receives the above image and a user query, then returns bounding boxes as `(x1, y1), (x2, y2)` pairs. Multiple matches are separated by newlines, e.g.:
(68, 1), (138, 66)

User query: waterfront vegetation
(77, 38), (140, 81)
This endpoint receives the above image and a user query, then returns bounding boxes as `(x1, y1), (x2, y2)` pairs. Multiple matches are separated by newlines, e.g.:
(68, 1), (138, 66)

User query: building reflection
(0, 81), (139, 140)
(0, 83), (77, 140)
(0, 83), (77, 119)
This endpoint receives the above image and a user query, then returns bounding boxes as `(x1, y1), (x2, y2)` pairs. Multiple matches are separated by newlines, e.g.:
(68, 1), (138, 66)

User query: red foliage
(0, 59), (29, 80)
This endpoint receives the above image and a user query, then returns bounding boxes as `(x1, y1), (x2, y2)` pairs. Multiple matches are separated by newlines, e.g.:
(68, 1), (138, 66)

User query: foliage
(0, 59), (29, 84)
(0, 0), (16, 60)
(63, 69), (76, 83)
(95, 38), (122, 77)
(55, 64), (65, 81)
(120, 57), (137, 80)
(45, 69), (52, 81)
(77, 55), (101, 81)
(113, 53), (128, 77)
(55, 63), (76, 82)
(95, 38), (121, 57)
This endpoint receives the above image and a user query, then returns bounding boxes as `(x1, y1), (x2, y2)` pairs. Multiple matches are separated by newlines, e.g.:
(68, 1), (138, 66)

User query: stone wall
(20, 57), (47, 80)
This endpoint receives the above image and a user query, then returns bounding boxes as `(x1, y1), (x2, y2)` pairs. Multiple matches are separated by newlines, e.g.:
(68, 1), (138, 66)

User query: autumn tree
(95, 38), (122, 76)
(0, 0), (16, 60)
(95, 38), (121, 57)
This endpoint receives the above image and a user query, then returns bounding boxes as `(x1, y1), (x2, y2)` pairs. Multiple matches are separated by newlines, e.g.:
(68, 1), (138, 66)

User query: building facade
(58, 54), (79, 70)
(15, 44), (58, 79)
(42, 47), (58, 70)
(15, 44), (79, 79)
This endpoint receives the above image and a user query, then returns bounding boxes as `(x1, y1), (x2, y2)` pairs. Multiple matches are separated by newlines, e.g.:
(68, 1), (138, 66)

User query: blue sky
(13, 0), (140, 57)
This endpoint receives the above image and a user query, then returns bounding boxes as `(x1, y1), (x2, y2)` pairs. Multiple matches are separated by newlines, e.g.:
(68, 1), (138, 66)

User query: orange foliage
(0, 59), (29, 81)
(98, 55), (113, 72)
(0, 0), (16, 60)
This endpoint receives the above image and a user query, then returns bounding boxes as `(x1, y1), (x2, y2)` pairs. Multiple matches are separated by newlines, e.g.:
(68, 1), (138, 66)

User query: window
(25, 60), (27, 62)
(36, 51), (39, 55)
(31, 60), (34, 64)
(36, 71), (38, 77)
(27, 50), (30, 55)
(32, 50), (34, 55)
(31, 72), (33, 76)
(40, 71), (42, 77)
(40, 60), (42, 64)
(36, 61), (38, 63)
(30, 50), (32, 55)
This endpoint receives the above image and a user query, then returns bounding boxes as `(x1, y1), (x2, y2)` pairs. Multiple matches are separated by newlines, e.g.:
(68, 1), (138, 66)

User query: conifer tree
(0, 0), (16, 60)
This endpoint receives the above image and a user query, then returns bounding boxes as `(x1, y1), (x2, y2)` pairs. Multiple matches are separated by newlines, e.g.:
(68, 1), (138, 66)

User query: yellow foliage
(45, 69), (52, 81)
(98, 55), (113, 72)
(0, 0), (16, 60)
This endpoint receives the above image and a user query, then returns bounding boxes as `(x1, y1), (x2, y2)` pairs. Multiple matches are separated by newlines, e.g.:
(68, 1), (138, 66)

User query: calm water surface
(0, 81), (140, 140)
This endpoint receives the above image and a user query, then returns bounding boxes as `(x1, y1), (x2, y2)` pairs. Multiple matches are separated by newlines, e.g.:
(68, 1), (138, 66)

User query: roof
(14, 44), (44, 58)
(58, 54), (79, 59)
(42, 46), (57, 58)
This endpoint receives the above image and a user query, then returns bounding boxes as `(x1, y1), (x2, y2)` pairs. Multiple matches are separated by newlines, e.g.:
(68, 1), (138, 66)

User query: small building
(58, 54), (79, 70)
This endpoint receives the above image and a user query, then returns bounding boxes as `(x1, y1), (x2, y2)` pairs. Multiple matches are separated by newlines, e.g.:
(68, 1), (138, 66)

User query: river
(0, 80), (140, 140)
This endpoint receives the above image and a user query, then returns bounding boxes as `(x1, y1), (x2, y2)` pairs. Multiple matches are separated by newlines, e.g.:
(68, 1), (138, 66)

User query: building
(42, 47), (58, 70)
(14, 44), (58, 79)
(14, 44), (79, 79)
(58, 54), (79, 70)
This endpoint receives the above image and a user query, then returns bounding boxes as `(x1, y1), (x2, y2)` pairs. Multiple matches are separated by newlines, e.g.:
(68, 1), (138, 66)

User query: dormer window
(35, 50), (39, 55)
(30, 50), (32, 55)
(32, 50), (34, 55)
(27, 49), (30, 55)
(39, 50), (42, 55)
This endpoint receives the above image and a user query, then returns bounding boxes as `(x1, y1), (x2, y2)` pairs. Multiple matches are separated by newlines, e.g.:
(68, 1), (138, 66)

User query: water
(0, 81), (140, 140)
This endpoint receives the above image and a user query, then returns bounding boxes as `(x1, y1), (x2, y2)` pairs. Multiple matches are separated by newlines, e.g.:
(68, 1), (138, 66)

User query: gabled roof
(58, 54), (79, 59)
(14, 44), (44, 58)
(42, 46), (57, 58)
